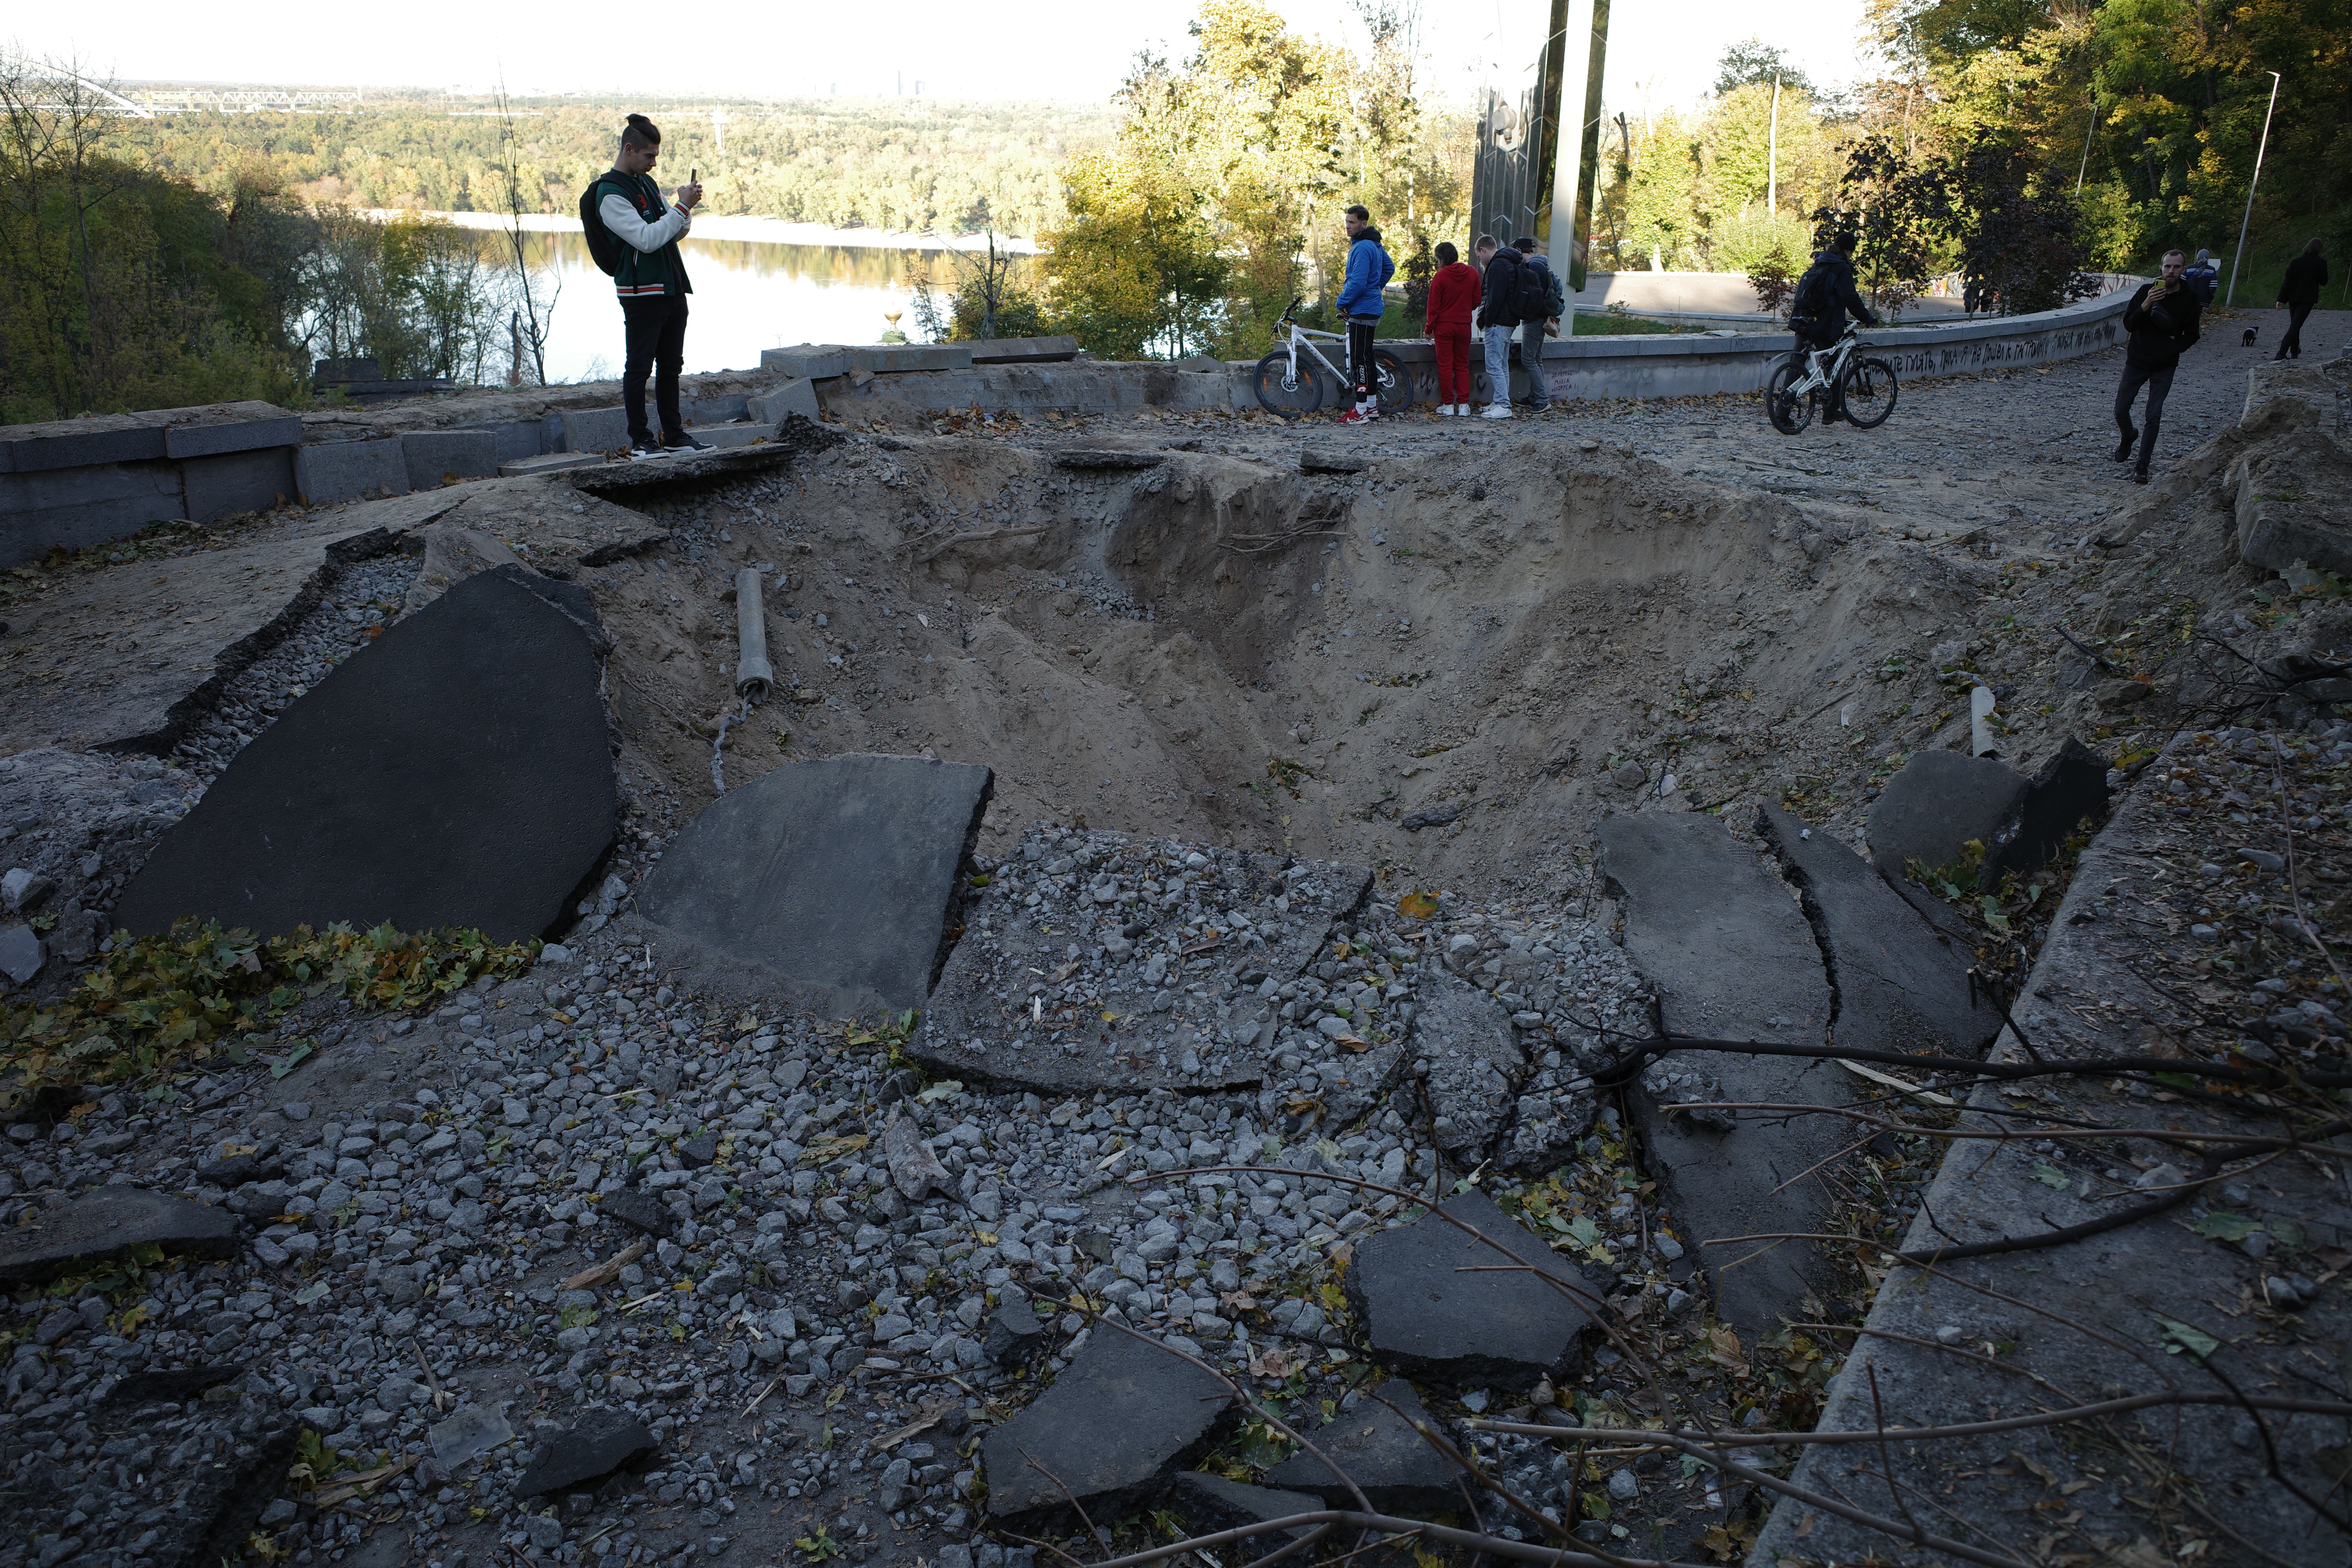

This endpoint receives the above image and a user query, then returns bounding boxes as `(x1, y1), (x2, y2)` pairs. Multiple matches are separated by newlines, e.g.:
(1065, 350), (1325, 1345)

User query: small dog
(2243, 327), (2259, 347)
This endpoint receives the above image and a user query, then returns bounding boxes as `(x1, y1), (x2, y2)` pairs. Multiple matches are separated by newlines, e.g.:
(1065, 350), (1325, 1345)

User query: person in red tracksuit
(1426, 242), (1481, 415)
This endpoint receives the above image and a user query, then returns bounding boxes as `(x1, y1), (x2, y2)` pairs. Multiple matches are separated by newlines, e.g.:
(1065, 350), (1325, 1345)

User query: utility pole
(2225, 71), (2280, 308)
(1768, 73), (1780, 216)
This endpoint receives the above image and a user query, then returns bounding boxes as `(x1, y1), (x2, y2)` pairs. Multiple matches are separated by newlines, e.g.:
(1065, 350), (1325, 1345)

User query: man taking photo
(588, 114), (708, 457)
(2114, 249), (2201, 484)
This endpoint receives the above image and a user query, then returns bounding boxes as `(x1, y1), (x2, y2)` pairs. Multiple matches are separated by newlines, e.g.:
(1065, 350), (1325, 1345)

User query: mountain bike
(1765, 322), (1898, 435)
(1253, 298), (1412, 419)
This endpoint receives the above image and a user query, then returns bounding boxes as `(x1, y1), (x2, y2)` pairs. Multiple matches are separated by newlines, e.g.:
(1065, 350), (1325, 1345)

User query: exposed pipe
(733, 567), (775, 699)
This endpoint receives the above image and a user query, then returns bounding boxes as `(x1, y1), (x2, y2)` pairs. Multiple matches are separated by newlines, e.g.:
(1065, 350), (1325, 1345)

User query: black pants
(1796, 329), (1846, 417)
(622, 294), (690, 443)
(2278, 302), (2312, 359)
(1347, 316), (1377, 403)
(2114, 359), (2174, 470)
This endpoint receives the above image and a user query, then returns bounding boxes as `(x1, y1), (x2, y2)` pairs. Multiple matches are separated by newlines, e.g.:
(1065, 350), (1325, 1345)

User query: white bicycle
(1252, 297), (1412, 418)
(1765, 321), (1898, 434)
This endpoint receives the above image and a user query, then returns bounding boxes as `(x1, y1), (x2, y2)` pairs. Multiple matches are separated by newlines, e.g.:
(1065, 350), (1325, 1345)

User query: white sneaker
(1457, 403), (1473, 416)
(1481, 403), (1514, 419)
(1435, 404), (1454, 416)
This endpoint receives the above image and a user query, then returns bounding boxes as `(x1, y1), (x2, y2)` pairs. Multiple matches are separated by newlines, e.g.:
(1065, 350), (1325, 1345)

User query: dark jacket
(1480, 247), (1526, 329)
(595, 171), (694, 299)
(2123, 279), (2201, 368)
(1796, 249), (1877, 343)
(2280, 253), (2330, 308)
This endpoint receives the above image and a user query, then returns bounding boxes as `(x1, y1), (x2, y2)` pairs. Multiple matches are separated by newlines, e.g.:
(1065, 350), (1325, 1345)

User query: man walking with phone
(2114, 249), (2201, 484)
(588, 114), (707, 456)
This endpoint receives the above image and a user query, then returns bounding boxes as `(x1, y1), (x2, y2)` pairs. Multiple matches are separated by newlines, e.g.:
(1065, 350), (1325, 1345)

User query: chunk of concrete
(514, 1406), (659, 1499)
(1, 409), (170, 471)
(560, 407), (632, 456)
(0, 1187), (241, 1285)
(499, 451), (604, 478)
(401, 523), (526, 615)
(909, 836), (1371, 1098)
(183, 447), (297, 523)
(0, 460), (186, 568)
(881, 1109), (953, 1201)
(759, 345), (852, 380)
(1168, 1472), (1325, 1541)
(296, 438), (410, 505)
(748, 378), (820, 425)
(638, 754), (992, 1015)
(1264, 1381), (1459, 1511)
(0, 922), (42, 985)
(1344, 1188), (1602, 1383)
(1867, 751), (2027, 884)
(843, 343), (975, 374)
(599, 1187), (677, 1239)
(402, 429), (499, 489)
(113, 570), (616, 943)
(428, 1403), (515, 1471)
(164, 410), (303, 460)
(982, 1328), (1235, 1527)
(1598, 811), (1848, 1335)
(967, 335), (1083, 365)
(2233, 427), (2352, 576)
(983, 1299), (1045, 1365)
(1987, 736), (2111, 882)
(1758, 804), (1996, 1059)
(1409, 972), (1525, 1162)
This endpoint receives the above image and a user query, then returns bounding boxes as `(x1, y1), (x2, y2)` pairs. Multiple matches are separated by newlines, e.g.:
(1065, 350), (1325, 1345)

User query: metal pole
(2075, 92), (2095, 196)
(1768, 74), (1780, 216)
(2225, 71), (2281, 309)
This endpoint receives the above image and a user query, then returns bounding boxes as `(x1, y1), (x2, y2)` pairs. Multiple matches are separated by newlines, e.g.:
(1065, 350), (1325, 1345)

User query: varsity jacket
(596, 172), (694, 299)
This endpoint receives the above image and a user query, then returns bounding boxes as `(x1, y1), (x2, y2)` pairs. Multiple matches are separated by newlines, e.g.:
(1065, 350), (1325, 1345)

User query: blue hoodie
(1336, 228), (1396, 318)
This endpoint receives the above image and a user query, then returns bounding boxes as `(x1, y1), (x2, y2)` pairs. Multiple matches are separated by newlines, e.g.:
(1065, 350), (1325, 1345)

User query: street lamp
(2225, 71), (2281, 309)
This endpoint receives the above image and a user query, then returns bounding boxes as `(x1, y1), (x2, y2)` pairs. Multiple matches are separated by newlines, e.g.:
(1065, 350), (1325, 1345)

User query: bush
(1710, 208), (1815, 274)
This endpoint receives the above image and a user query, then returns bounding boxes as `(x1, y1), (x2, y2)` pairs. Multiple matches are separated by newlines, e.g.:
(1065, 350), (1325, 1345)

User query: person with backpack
(1511, 236), (1565, 411)
(2114, 249), (2202, 484)
(2275, 238), (2329, 361)
(1425, 241), (1480, 415)
(581, 114), (706, 457)
(1473, 234), (1530, 419)
(2183, 249), (2220, 307)
(1787, 231), (1880, 423)
(1335, 205), (1397, 427)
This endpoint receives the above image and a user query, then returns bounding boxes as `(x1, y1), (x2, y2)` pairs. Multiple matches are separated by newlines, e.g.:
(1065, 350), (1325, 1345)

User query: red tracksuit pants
(1434, 327), (1473, 405)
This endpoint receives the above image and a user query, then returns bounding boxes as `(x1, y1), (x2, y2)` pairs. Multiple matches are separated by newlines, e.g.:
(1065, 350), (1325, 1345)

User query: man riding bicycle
(1788, 231), (1880, 423)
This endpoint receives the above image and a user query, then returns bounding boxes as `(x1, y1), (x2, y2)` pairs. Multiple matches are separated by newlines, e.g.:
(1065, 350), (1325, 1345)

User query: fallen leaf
(2031, 1163), (2071, 1189)
(2152, 1315), (2221, 1358)
(1335, 1034), (1372, 1053)
(1249, 1344), (1309, 1379)
(1396, 889), (1440, 920)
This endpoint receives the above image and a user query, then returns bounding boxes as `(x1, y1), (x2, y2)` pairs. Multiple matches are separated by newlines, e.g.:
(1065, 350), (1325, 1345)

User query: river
(514, 230), (1028, 384)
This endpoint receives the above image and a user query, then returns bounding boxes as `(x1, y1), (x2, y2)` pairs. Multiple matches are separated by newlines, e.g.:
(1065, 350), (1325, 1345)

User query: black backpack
(1512, 254), (1552, 321)
(1539, 262), (1567, 320)
(1789, 258), (1835, 326)
(579, 178), (625, 278)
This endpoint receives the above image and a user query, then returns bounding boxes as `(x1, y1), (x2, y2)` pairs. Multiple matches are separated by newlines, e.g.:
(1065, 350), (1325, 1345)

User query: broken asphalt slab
(637, 753), (993, 1015)
(1168, 1472), (1327, 1542)
(1263, 1381), (1461, 1512)
(514, 1405), (660, 1499)
(981, 1328), (1236, 1528)
(0, 518), (424, 756)
(1987, 734), (2112, 881)
(1597, 810), (1851, 1336)
(909, 837), (1373, 1098)
(1343, 1188), (1603, 1385)
(0, 1187), (242, 1286)
(1866, 749), (2027, 887)
(113, 568), (617, 943)
(1757, 802), (1996, 1059)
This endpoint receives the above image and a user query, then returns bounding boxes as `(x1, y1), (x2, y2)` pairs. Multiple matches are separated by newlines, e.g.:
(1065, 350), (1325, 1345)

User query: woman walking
(1426, 242), (1480, 415)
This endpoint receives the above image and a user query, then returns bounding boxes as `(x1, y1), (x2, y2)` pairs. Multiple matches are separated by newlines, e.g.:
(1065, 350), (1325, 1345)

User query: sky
(10, 0), (1875, 114)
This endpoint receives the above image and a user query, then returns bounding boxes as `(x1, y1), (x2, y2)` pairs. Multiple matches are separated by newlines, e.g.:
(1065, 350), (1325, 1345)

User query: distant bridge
(130, 86), (365, 114)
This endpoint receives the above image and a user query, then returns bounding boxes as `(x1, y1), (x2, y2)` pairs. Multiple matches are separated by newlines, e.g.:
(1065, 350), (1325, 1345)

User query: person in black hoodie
(2275, 238), (2329, 361)
(2114, 249), (2201, 484)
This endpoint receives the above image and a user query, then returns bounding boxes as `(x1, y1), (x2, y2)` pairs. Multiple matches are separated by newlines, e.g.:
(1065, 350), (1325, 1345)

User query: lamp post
(1768, 74), (1780, 216)
(2225, 71), (2281, 309)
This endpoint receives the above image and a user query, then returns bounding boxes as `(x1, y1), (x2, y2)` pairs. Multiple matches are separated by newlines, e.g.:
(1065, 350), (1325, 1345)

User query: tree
(1040, 154), (1229, 359)
(1714, 38), (1815, 98)
(491, 85), (559, 387)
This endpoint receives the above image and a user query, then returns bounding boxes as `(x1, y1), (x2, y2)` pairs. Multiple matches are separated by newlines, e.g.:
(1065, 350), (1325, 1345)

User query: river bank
(361, 209), (1040, 255)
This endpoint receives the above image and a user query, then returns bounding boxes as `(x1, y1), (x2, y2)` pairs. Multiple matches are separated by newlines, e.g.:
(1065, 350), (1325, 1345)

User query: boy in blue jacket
(1336, 205), (1396, 426)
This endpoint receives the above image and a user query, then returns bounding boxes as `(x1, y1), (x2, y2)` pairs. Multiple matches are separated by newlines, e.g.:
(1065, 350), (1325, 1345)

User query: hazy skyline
(13, 0), (1875, 115)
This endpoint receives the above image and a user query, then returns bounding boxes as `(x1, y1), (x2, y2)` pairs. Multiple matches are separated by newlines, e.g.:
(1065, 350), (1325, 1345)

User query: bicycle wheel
(1843, 358), (1898, 429)
(1370, 349), (1413, 412)
(1253, 350), (1323, 419)
(1764, 356), (1813, 435)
